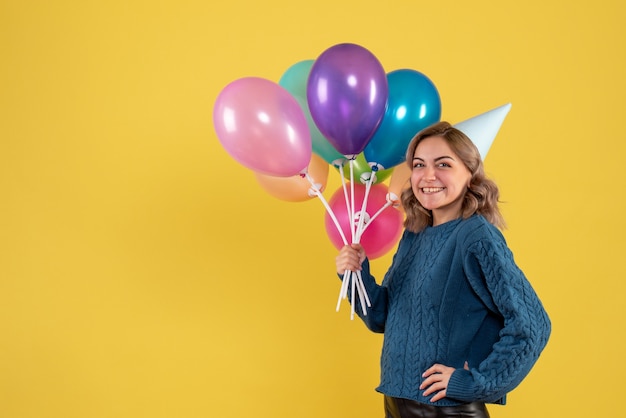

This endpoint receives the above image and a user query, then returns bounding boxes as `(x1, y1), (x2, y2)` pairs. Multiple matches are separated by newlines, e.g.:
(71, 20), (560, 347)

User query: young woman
(335, 122), (551, 418)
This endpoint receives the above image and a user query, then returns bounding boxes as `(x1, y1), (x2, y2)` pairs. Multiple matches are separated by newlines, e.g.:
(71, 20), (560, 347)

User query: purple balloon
(307, 43), (388, 156)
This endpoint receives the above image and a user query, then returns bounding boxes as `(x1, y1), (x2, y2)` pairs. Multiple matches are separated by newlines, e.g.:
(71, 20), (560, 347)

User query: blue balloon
(364, 69), (441, 169)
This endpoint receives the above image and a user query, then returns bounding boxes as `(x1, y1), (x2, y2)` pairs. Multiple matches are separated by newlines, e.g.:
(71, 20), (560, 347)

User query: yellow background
(1, 1), (624, 417)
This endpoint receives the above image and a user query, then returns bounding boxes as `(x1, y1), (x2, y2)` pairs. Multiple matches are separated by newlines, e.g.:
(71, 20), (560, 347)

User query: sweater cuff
(446, 369), (476, 402)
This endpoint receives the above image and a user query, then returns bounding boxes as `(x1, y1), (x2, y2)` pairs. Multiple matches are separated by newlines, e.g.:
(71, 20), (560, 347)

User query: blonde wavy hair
(400, 121), (506, 233)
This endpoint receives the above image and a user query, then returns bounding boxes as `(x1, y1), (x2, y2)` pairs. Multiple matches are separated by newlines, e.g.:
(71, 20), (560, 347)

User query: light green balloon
(336, 153), (394, 184)
(279, 60), (344, 165)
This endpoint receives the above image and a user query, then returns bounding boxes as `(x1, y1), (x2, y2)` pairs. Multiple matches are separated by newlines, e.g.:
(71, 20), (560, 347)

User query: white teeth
(422, 187), (444, 193)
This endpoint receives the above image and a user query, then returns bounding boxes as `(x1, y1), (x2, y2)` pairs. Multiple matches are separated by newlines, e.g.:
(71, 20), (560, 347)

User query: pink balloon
(213, 77), (312, 177)
(325, 183), (403, 259)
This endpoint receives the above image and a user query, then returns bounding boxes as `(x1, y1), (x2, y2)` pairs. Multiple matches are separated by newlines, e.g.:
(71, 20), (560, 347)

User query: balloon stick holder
(307, 158), (393, 320)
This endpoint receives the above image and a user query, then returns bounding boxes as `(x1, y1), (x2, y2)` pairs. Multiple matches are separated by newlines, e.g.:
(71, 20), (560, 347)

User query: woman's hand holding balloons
(335, 244), (366, 275)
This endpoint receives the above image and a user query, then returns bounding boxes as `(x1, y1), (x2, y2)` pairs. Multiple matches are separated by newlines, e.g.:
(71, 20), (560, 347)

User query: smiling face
(411, 135), (472, 226)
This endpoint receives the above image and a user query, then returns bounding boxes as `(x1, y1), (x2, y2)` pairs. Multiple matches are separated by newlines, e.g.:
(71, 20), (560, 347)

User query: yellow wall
(1, 1), (624, 417)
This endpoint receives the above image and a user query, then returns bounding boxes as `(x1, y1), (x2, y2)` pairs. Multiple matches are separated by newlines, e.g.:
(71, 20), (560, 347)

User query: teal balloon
(364, 69), (441, 169)
(279, 60), (344, 165)
(278, 60), (313, 98)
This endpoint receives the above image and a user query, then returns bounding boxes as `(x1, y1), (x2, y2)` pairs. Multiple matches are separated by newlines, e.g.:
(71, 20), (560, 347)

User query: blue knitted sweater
(349, 215), (551, 406)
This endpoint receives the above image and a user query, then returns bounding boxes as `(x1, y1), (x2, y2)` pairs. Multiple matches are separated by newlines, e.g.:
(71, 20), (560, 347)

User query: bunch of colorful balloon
(213, 43), (443, 318)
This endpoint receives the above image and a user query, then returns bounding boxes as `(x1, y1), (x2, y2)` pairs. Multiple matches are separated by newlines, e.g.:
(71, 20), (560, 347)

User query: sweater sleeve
(339, 257), (389, 333)
(445, 228), (551, 403)
(337, 229), (413, 333)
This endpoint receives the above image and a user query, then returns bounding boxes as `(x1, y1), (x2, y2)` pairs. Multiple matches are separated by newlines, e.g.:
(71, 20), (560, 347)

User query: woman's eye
(413, 163), (424, 168)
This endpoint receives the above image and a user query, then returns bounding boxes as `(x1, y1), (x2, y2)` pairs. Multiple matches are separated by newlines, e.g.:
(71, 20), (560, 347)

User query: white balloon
(453, 103), (512, 160)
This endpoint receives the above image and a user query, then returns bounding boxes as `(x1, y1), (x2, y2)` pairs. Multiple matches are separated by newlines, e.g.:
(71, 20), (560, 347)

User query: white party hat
(454, 103), (512, 160)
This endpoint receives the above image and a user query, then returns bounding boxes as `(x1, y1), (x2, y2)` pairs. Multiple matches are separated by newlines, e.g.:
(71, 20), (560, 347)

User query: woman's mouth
(421, 187), (445, 194)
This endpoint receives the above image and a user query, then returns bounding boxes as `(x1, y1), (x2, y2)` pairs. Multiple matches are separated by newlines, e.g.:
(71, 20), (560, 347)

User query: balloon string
(349, 159), (356, 243)
(350, 171), (375, 316)
(311, 164), (373, 320)
(355, 270), (371, 309)
(350, 269), (356, 320)
(337, 270), (351, 312)
(354, 173), (375, 244)
(342, 166), (375, 318)
(360, 201), (393, 235)
(337, 270), (370, 317)
(304, 172), (348, 245)
(338, 163), (352, 242)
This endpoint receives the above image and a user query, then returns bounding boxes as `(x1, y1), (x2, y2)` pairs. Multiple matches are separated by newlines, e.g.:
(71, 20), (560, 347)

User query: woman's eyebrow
(434, 155), (455, 161)
(413, 155), (455, 161)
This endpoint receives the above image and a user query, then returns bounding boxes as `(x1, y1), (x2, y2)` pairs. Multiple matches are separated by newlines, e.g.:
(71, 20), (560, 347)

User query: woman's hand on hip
(420, 362), (468, 403)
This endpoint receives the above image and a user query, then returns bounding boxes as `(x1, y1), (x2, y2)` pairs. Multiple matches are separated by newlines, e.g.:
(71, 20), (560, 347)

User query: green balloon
(336, 153), (394, 184)
(278, 60), (312, 99)
(279, 60), (344, 165)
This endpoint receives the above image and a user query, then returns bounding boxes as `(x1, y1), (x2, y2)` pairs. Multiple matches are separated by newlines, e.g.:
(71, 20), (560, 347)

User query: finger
(339, 247), (358, 260)
(336, 252), (362, 273)
(429, 389), (447, 403)
(420, 372), (448, 392)
(422, 364), (444, 377)
(349, 244), (366, 262)
(419, 375), (440, 389)
(342, 247), (363, 268)
(421, 380), (446, 396)
(339, 255), (360, 270)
